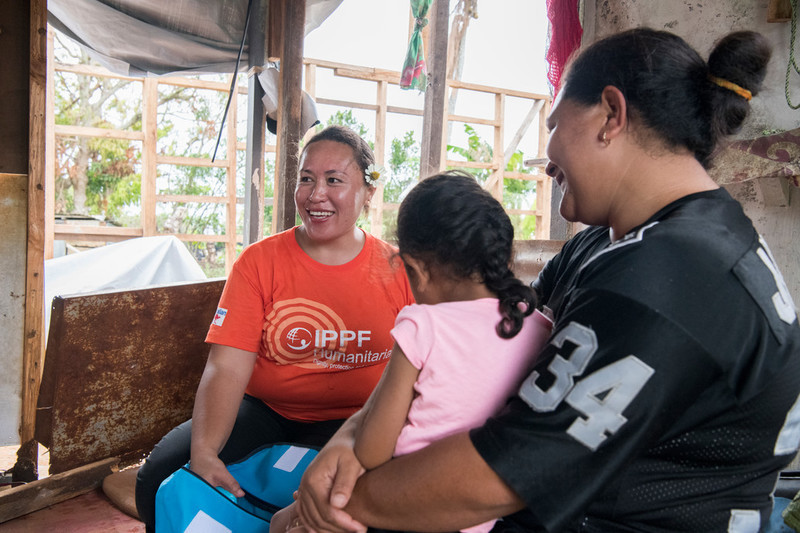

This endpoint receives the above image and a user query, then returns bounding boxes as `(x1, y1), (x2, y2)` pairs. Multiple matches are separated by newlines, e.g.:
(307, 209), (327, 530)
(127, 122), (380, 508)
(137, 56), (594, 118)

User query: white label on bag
(273, 446), (310, 472)
(185, 510), (232, 533)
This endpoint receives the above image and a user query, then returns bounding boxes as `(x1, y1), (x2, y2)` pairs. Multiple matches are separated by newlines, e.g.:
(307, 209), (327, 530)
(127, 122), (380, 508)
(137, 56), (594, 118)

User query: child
(353, 171), (553, 533)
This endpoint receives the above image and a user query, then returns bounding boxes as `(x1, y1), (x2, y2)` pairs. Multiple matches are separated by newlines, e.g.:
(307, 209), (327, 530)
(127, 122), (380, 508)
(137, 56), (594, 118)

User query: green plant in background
(447, 124), (539, 239)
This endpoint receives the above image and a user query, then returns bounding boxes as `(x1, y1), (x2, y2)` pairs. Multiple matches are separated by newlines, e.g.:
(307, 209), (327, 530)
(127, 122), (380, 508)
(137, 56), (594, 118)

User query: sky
(302, 0), (551, 160)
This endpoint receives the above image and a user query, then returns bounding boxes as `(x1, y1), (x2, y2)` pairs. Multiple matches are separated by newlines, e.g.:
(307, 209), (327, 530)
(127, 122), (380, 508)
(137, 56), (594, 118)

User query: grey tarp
(48, 0), (343, 76)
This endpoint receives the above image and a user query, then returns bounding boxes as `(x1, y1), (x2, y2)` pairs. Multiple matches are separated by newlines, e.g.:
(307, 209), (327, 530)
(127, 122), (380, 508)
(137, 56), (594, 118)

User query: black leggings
(135, 395), (345, 532)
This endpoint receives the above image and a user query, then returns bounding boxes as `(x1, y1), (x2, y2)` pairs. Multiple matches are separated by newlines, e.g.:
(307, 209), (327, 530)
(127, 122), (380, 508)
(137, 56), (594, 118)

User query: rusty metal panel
(35, 279), (225, 474)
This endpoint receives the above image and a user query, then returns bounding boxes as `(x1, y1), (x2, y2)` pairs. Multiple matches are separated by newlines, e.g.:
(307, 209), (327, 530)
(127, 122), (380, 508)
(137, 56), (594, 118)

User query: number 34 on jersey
(518, 322), (654, 451)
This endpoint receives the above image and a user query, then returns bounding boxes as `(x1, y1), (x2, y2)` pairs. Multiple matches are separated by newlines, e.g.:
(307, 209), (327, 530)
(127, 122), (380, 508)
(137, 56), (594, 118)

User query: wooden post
(141, 78), (158, 236)
(371, 80), (388, 237)
(491, 92), (504, 199)
(244, 0), (268, 245)
(225, 74), (238, 272)
(45, 28), (55, 260)
(274, 0), (306, 231)
(419, 0), (450, 180)
(16, 0), (47, 483)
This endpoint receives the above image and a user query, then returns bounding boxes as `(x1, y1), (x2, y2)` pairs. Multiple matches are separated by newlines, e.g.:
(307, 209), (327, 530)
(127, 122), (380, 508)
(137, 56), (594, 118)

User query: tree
(447, 124), (539, 238)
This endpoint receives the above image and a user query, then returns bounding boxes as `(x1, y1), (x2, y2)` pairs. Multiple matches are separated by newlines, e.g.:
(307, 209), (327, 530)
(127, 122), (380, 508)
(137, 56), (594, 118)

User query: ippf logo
(264, 298), (368, 367)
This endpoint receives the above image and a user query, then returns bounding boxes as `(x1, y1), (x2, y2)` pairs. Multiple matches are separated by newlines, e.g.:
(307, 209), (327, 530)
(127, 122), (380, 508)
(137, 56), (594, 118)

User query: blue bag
(155, 443), (318, 533)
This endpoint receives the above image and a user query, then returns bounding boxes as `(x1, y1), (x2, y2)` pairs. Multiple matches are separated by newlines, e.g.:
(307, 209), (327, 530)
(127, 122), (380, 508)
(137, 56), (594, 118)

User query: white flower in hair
(364, 164), (386, 186)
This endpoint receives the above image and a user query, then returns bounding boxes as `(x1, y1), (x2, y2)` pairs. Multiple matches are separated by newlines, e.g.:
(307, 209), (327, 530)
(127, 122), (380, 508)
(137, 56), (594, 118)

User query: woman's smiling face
(295, 139), (374, 245)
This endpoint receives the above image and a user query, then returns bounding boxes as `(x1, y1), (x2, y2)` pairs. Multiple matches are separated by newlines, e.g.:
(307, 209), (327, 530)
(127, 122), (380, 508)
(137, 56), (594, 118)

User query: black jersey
(471, 189), (800, 532)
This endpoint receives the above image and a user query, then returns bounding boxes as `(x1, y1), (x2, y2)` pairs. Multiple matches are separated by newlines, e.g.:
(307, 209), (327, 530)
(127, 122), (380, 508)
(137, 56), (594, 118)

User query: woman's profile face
(295, 140), (374, 245)
(545, 89), (615, 226)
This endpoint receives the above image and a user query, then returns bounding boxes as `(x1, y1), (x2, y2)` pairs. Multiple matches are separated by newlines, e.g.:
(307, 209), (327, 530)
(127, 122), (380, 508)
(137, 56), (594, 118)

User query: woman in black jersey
(274, 28), (800, 533)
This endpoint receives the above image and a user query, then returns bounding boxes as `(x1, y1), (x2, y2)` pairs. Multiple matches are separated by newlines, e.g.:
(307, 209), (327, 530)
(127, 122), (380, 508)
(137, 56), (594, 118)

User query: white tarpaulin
(44, 236), (208, 347)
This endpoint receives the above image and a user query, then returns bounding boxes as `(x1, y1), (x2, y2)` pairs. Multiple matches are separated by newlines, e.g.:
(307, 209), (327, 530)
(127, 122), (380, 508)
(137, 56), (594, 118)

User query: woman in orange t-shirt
(135, 125), (414, 532)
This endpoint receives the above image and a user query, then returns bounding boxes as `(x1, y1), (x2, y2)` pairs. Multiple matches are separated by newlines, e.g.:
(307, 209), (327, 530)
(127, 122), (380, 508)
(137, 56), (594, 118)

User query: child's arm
(353, 342), (420, 470)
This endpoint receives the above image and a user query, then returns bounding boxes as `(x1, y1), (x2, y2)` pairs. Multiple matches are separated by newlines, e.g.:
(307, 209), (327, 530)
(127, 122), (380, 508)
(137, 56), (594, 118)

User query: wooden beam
(0, 458), (119, 523)
(370, 80), (388, 236)
(45, 29), (55, 261)
(141, 78), (158, 236)
(419, 0), (450, 179)
(16, 0), (47, 483)
(226, 78), (239, 272)
(504, 99), (545, 167)
(53, 124), (144, 141)
(274, 0), (306, 231)
(244, 0), (267, 244)
(448, 78), (550, 101)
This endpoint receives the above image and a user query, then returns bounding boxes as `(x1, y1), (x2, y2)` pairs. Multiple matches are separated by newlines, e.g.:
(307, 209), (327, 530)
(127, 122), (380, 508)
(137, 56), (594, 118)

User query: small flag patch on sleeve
(212, 308), (227, 327)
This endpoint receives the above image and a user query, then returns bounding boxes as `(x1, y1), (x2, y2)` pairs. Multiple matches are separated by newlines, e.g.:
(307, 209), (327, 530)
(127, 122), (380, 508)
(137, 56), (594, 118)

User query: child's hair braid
(397, 171), (537, 338)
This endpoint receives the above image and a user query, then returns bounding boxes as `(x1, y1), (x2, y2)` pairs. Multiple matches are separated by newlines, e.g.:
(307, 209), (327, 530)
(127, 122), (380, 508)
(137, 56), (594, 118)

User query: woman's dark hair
(561, 28), (771, 167)
(301, 125), (376, 185)
(397, 171), (537, 339)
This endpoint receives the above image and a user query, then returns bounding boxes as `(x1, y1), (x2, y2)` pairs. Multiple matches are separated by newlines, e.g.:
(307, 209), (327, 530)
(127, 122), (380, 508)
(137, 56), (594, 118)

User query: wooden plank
(445, 160), (496, 170)
(53, 225), (143, 239)
(45, 28), (55, 261)
(0, 458), (119, 523)
(55, 63), (139, 82)
(156, 194), (230, 204)
(333, 67), (400, 84)
(504, 99), (545, 167)
(505, 171), (546, 181)
(54, 124), (144, 141)
(156, 155), (229, 168)
(274, 0), (306, 231)
(491, 92), (504, 199)
(141, 78), (158, 236)
(17, 0), (47, 482)
(386, 105), (424, 116)
(419, 0), (450, 179)
(226, 73), (238, 273)
(767, 0), (793, 22)
(315, 97), (379, 112)
(448, 78), (550, 101)
(447, 114), (499, 127)
(370, 80), (388, 237)
(267, 0), (284, 61)
(244, 0), (267, 243)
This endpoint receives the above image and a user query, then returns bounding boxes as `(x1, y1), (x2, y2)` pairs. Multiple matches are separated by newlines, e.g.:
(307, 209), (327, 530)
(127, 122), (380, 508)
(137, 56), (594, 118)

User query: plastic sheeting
(48, 0), (344, 77)
(44, 236), (208, 338)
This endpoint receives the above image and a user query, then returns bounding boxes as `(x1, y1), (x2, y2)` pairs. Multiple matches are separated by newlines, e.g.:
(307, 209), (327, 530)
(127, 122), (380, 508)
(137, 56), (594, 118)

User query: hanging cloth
(545, 0), (583, 97)
(400, 0), (432, 91)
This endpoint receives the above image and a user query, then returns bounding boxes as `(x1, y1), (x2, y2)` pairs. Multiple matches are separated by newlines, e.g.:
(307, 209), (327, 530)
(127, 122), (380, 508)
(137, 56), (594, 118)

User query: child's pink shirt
(391, 299), (552, 533)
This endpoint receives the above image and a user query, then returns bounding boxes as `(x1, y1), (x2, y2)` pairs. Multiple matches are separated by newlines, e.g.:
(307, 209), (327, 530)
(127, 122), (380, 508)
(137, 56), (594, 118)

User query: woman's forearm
(191, 344), (257, 457)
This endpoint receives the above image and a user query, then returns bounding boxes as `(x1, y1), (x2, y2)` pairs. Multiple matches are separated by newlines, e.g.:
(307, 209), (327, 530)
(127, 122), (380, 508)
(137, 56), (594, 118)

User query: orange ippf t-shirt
(206, 228), (413, 422)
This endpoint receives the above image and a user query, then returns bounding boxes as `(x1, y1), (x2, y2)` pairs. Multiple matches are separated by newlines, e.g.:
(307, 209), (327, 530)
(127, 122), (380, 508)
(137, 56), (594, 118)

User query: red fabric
(546, 0), (583, 97)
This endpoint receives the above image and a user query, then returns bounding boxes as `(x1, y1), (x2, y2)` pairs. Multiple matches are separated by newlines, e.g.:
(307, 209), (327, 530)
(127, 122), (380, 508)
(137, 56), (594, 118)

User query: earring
(602, 131), (611, 147)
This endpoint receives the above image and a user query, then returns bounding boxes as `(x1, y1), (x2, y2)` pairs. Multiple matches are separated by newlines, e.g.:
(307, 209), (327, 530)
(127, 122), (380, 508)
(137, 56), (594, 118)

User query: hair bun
(707, 31), (771, 137)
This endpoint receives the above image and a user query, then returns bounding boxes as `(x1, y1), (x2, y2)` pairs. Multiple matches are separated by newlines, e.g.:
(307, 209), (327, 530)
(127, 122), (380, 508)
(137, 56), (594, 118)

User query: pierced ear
(599, 85), (628, 142)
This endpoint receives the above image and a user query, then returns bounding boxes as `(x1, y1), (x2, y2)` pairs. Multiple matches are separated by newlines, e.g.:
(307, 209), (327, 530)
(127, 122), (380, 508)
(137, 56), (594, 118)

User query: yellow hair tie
(708, 75), (752, 101)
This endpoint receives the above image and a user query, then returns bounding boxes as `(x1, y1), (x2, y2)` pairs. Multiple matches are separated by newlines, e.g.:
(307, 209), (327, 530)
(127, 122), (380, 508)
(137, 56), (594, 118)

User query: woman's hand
(189, 448), (244, 498)
(295, 417), (368, 532)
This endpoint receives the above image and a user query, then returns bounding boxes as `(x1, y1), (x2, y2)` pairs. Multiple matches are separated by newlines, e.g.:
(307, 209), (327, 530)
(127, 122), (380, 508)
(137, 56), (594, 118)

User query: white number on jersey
(756, 237), (797, 325)
(519, 322), (655, 450)
(775, 392), (800, 456)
